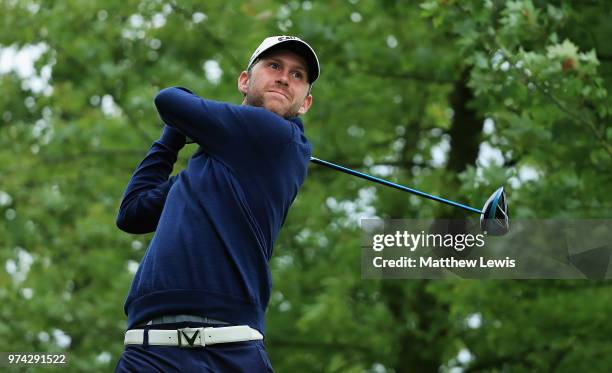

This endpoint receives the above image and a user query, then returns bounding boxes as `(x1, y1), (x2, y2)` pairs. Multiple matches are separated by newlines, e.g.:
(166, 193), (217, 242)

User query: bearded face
(239, 49), (312, 119)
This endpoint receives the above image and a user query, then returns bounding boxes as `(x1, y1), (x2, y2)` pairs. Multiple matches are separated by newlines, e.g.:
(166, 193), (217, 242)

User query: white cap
(247, 35), (320, 84)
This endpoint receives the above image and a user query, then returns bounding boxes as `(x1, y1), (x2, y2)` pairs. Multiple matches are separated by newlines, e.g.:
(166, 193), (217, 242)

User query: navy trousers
(115, 323), (274, 372)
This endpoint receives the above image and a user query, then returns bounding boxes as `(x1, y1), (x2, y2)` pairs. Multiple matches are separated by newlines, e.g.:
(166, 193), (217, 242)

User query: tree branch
(548, 345), (572, 373)
(494, 45), (612, 158)
(168, 2), (243, 72)
(529, 78), (612, 158)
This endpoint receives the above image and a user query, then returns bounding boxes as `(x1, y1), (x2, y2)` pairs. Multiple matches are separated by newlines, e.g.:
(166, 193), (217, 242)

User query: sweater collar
(288, 116), (305, 132)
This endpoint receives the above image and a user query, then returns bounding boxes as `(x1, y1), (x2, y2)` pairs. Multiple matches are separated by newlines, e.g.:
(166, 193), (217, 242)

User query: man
(114, 35), (319, 372)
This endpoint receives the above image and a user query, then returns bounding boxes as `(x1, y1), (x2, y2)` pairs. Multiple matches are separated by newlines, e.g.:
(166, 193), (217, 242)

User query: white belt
(124, 326), (263, 348)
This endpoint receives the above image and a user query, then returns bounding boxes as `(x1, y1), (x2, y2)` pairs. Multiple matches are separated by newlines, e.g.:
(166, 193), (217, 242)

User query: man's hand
(159, 125), (187, 151)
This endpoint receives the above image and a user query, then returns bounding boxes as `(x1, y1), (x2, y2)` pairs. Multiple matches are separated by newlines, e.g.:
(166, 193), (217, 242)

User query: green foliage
(1, 0), (610, 372)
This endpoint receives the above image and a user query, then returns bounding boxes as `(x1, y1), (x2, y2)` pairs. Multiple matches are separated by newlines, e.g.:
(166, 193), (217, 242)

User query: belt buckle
(177, 327), (205, 348)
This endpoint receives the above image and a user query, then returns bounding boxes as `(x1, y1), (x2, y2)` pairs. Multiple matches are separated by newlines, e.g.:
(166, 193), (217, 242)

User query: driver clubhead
(480, 186), (509, 236)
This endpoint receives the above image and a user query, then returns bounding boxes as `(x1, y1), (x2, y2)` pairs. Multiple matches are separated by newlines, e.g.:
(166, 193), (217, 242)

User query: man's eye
(291, 71), (303, 80)
(269, 63), (279, 69)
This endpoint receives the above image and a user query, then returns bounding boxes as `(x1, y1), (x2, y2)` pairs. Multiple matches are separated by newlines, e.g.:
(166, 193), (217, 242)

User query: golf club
(310, 157), (509, 236)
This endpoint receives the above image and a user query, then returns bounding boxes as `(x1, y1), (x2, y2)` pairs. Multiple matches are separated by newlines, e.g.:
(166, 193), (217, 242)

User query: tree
(0, 0), (610, 371)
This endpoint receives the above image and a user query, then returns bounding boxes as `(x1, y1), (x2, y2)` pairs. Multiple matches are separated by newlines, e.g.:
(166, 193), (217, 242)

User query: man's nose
(275, 70), (289, 85)
(275, 76), (289, 86)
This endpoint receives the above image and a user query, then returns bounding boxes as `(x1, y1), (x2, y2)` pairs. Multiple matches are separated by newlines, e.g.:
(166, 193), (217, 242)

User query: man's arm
(154, 87), (295, 164)
(116, 125), (186, 234)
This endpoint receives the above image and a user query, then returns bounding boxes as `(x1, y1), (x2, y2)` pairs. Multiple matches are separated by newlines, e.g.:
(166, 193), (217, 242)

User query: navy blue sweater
(116, 87), (311, 334)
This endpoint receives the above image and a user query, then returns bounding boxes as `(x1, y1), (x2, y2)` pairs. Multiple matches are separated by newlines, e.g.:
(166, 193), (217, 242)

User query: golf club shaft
(310, 157), (483, 215)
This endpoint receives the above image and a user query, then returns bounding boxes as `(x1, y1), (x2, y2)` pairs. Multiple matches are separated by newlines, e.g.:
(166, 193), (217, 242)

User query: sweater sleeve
(154, 87), (294, 166)
(116, 125), (186, 234)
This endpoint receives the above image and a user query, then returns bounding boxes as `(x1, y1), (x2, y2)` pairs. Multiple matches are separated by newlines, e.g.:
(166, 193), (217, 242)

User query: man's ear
(297, 94), (313, 115)
(238, 71), (249, 95)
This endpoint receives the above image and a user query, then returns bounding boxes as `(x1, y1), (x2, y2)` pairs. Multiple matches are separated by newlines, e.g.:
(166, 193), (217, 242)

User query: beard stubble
(245, 82), (302, 119)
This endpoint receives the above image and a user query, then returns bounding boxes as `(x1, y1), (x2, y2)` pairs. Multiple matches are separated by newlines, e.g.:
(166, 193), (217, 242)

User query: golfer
(114, 35), (319, 372)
